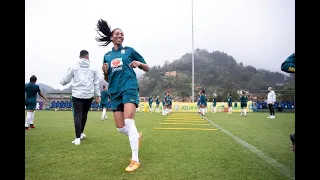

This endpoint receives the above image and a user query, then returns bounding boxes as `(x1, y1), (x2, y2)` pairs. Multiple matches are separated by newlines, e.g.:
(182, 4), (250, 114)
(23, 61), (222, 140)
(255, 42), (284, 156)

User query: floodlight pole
(191, 0), (195, 103)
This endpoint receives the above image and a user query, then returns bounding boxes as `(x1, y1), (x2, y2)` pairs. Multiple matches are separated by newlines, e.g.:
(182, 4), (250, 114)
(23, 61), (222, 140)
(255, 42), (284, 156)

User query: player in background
(168, 94), (173, 114)
(164, 92), (171, 115)
(199, 90), (207, 116)
(240, 91), (248, 117)
(227, 94), (233, 114)
(162, 95), (166, 115)
(267, 87), (276, 119)
(148, 96), (153, 113)
(212, 95), (217, 113)
(100, 85), (109, 120)
(205, 96), (208, 113)
(155, 95), (160, 113)
(25, 75), (47, 130)
(97, 19), (149, 172)
(197, 95), (201, 114)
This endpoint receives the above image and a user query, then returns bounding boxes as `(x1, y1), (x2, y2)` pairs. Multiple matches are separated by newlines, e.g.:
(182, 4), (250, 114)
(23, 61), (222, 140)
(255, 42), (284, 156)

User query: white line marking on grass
(202, 116), (295, 180)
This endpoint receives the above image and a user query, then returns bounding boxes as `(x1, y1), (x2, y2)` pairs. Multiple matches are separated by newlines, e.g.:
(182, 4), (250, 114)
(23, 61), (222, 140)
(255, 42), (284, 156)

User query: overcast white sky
(25, 0), (295, 89)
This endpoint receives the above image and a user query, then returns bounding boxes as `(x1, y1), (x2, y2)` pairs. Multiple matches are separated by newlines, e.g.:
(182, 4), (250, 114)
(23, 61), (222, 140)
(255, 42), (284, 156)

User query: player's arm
(93, 70), (101, 103)
(281, 53), (295, 73)
(60, 67), (74, 85)
(130, 48), (149, 72)
(37, 86), (47, 101)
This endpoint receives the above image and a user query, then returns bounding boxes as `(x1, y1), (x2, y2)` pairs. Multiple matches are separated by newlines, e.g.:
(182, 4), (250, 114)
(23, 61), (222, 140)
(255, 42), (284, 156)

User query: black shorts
(241, 103), (247, 108)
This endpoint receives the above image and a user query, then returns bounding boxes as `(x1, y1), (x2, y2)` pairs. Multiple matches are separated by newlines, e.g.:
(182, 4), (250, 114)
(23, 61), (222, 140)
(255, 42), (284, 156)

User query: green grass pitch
(25, 111), (295, 180)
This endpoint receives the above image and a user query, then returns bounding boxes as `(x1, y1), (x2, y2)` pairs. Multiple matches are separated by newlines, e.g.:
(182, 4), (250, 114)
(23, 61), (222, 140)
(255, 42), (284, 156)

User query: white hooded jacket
(60, 58), (101, 99)
(267, 90), (276, 104)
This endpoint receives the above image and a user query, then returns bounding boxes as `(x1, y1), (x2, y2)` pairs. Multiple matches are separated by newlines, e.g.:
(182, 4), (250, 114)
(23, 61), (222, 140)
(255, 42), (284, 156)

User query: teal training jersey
(165, 95), (171, 105)
(199, 94), (206, 106)
(212, 98), (217, 106)
(281, 53), (295, 73)
(101, 90), (109, 105)
(103, 45), (146, 94)
(240, 95), (248, 105)
(148, 97), (153, 105)
(25, 83), (40, 104)
(156, 98), (160, 105)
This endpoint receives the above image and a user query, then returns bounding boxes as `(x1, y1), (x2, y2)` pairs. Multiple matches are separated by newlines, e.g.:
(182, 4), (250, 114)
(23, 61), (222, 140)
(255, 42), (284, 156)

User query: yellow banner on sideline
(138, 101), (253, 113)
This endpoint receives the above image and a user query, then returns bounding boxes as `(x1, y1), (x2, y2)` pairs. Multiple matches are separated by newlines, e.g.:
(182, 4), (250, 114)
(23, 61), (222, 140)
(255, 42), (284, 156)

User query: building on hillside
(165, 71), (177, 77)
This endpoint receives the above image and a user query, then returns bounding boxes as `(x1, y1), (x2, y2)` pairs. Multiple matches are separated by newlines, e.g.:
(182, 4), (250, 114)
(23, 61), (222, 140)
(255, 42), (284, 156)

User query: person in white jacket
(60, 50), (101, 145)
(267, 87), (276, 119)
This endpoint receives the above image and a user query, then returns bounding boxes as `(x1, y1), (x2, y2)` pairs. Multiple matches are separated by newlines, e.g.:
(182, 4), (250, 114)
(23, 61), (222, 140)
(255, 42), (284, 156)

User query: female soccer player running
(96, 19), (149, 172)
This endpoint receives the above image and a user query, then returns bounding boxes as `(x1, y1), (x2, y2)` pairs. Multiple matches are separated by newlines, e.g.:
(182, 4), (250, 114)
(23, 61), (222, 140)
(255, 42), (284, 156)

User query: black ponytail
(96, 19), (113, 46)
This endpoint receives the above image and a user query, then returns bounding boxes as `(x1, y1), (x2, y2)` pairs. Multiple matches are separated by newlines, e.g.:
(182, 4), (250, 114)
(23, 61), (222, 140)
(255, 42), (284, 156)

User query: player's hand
(130, 60), (141, 68)
(96, 96), (101, 104)
(102, 63), (108, 74)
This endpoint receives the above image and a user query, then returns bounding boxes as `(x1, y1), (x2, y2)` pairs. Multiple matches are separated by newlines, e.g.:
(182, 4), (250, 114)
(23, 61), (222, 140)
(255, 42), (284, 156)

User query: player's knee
(123, 103), (137, 119)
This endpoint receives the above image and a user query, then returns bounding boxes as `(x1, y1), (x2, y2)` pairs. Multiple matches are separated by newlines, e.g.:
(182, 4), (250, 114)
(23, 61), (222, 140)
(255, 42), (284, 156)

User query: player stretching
(240, 91), (248, 117)
(148, 96), (153, 113)
(227, 94), (233, 114)
(212, 95), (217, 113)
(155, 96), (160, 113)
(100, 85), (109, 120)
(25, 75), (47, 130)
(199, 90), (206, 116)
(97, 19), (149, 172)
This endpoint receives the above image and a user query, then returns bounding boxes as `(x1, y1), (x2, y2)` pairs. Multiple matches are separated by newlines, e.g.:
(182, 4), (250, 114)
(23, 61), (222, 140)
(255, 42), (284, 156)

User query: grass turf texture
(25, 111), (295, 180)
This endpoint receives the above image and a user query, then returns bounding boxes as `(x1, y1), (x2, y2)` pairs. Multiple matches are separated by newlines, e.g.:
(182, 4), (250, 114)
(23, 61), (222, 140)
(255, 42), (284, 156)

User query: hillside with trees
(138, 48), (294, 101)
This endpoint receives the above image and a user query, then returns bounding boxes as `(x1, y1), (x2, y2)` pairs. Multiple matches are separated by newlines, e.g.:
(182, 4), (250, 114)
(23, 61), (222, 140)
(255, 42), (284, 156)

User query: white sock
(25, 112), (33, 127)
(30, 112), (35, 124)
(213, 107), (216, 113)
(244, 109), (247, 116)
(125, 119), (140, 162)
(101, 108), (106, 119)
(117, 126), (129, 136)
(230, 107), (233, 113)
(240, 109), (243, 115)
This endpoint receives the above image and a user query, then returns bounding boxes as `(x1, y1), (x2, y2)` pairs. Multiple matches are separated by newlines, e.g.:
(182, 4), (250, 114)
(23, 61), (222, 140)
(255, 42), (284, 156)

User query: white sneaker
(271, 116), (275, 119)
(267, 116), (271, 118)
(72, 138), (81, 145)
(80, 133), (86, 140)
(105, 116), (108, 120)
